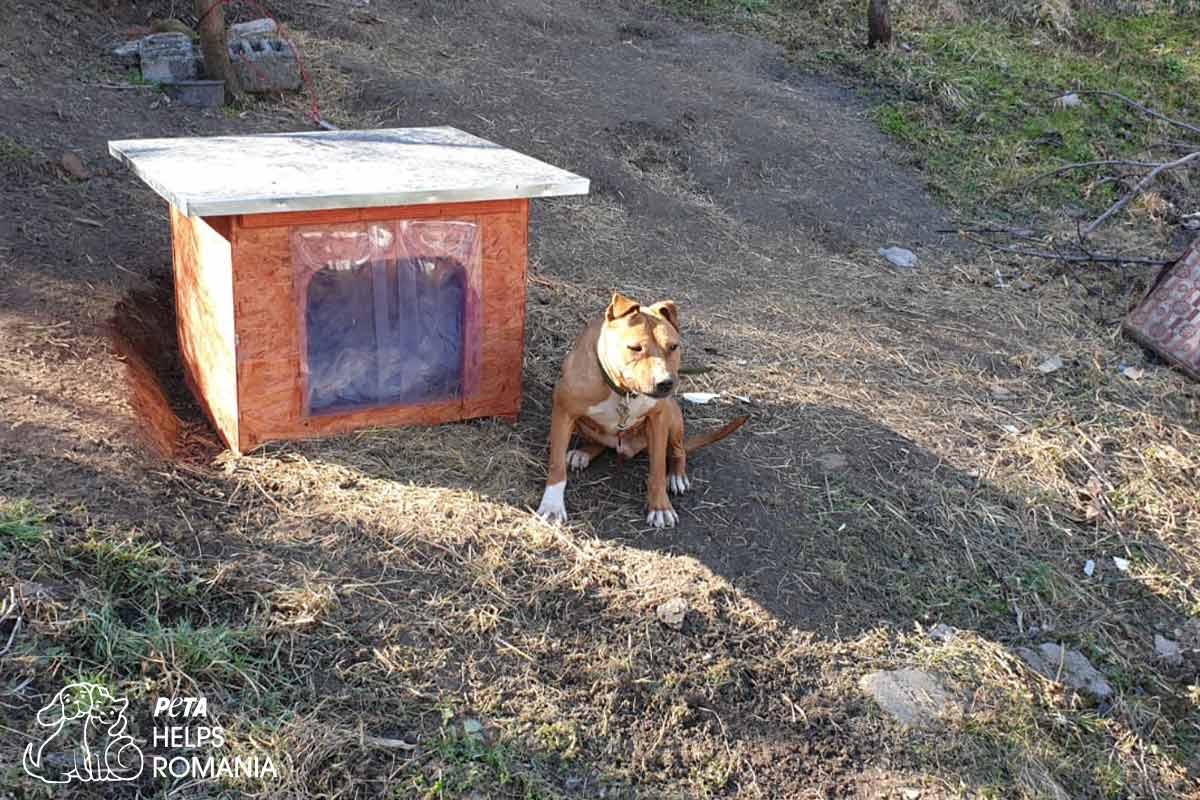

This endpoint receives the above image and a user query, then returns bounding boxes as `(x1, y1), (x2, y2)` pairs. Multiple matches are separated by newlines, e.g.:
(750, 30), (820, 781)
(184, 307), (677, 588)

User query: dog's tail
(684, 415), (749, 454)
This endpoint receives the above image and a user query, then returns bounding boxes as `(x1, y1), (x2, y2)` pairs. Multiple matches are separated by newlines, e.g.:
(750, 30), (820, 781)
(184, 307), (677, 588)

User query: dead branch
(1085, 150), (1200, 235)
(995, 159), (1163, 198)
(1055, 90), (1200, 139)
(960, 232), (1176, 266)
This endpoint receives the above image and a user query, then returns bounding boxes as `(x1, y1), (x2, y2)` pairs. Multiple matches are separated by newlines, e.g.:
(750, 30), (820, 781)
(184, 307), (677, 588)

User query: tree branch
(1084, 150), (1200, 235)
(961, 233), (1175, 266)
(1054, 90), (1200, 139)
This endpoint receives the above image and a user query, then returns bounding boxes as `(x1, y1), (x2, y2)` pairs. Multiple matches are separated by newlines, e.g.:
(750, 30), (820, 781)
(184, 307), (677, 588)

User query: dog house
(109, 127), (588, 453)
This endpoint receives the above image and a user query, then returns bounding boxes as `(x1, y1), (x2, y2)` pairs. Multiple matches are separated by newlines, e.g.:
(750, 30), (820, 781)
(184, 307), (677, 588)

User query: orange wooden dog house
(110, 128), (588, 453)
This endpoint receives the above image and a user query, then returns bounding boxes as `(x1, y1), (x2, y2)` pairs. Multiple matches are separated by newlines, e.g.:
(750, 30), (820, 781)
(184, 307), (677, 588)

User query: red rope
(196, 0), (326, 127)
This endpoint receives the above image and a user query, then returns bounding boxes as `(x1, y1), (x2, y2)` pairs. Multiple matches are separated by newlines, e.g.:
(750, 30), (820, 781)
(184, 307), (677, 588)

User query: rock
(816, 452), (848, 471)
(1083, 559), (1095, 577)
(1037, 355), (1064, 374)
(1154, 634), (1182, 667)
(655, 597), (688, 629)
(879, 246), (917, 269)
(139, 33), (198, 84)
(927, 623), (958, 643)
(111, 40), (140, 67)
(1017, 643), (1113, 699)
(1112, 557), (1130, 573)
(859, 669), (957, 727)
(60, 152), (90, 180)
(1120, 364), (1146, 380)
(227, 18), (278, 41)
(1056, 92), (1082, 109)
(228, 37), (301, 92)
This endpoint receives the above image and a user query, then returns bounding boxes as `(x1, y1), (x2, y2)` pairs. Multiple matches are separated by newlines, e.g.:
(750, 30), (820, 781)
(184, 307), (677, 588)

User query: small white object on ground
(681, 392), (719, 404)
(732, 394), (751, 403)
(1112, 556), (1130, 573)
(879, 246), (917, 269)
(1120, 365), (1146, 380)
(1056, 92), (1082, 108)
(1017, 643), (1113, 699)
(1083, 559), (1095, 577)
(1154, 634), (1182, 667)
(927, 623), (958, 643)
(1038, 355), (1064, 374)
(656, 597), (688, 629)
(1002, 424), (1021, 435)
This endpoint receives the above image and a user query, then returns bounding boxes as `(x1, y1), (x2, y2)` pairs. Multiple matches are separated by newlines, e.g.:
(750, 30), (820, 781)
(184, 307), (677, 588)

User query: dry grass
(1, 0), (1199, 798)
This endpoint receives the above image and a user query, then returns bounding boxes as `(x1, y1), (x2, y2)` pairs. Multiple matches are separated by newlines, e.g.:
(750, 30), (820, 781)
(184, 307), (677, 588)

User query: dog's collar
(596, 343), (635, 398)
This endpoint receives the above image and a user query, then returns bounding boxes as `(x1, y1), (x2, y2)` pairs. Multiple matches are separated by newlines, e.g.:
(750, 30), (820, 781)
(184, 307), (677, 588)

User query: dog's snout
(655, 378), (676, 395)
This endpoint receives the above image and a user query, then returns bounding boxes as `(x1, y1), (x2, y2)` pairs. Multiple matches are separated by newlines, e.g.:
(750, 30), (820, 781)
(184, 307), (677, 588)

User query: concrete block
(227, 18), (278, 41)
(228, 37), (301, 93)
(139, 33), (198, 84)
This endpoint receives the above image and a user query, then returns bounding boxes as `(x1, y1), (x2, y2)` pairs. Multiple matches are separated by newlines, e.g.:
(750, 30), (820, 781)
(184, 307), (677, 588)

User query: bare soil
(1, 1), (1197, 798)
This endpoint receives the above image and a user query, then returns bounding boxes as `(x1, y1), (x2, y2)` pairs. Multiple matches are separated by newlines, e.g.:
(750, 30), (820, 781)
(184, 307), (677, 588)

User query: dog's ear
(606, 292), (641, 321)
(649, 301), (679, 332)
(36, 690), (68, 726)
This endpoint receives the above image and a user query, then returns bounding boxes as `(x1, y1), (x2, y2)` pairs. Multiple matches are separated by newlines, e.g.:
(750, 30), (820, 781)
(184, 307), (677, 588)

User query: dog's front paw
(567, 449), (592, 472)
(645, 504), (678, 528)
(668, 472), (691, 494)
(536, 482), (568, 523)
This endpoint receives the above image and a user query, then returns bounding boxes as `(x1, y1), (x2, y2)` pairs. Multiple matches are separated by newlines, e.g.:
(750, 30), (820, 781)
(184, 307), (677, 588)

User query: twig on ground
(1085, 150), (1200, 235)
(961, 233), (1176, 266)
(1055, 90), (1200, 139)
(994, 159), (1162, 198)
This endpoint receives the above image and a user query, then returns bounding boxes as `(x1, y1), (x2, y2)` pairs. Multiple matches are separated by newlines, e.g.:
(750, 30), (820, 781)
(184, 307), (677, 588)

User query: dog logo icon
(23, 682), (143, 784)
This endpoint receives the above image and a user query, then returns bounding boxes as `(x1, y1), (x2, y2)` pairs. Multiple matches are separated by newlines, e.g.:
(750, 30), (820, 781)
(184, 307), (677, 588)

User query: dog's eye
(628, 344), (643, 353)
(668, 344), (680, 352)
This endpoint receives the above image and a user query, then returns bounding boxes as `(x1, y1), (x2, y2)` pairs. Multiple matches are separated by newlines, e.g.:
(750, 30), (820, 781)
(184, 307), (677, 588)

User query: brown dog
(536, 292), (747, 527)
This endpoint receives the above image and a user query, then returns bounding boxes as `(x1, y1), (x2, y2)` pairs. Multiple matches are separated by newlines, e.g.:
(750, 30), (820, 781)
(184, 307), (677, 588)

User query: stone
(111, 40), (140, 68)
(1154, 634), (1182, 667)
(927, 623), (958, 643)
(1017, 643), (1113, 699)
(655, 597), (688, 629)
(60, 152), (90, 180)
(816, 452), (848, 471)
(228, 37), (301, 93)
(859, 669), (957, 727)
(227, 18), (278, 41)
(139, 33), (198, 84)
(1056, 92), (1082, 108)
(879, 246), (917, 269)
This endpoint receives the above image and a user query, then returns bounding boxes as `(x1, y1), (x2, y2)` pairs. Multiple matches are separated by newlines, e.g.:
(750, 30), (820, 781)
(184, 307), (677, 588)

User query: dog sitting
(536, 292), (747, 528)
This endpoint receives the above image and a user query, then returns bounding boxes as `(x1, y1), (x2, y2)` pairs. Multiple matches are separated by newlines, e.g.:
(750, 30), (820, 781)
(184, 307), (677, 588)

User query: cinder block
(227, 18), (277, 41)
(139, 33), (198, 84)
(228, 37), (301, 93)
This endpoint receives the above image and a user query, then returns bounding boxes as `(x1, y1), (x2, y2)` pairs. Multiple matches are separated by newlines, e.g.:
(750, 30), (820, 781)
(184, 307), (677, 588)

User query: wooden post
(193, 0), (243, 101)
(867, 0), (893, 49)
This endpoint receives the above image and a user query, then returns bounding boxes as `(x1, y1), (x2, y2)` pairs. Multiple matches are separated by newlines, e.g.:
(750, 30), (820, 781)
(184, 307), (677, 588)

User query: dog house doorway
(293, 219), (482, 417)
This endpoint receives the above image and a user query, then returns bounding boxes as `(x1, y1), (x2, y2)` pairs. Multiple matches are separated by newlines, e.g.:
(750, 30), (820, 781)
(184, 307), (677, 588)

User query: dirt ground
(2, 1), (1198, 798)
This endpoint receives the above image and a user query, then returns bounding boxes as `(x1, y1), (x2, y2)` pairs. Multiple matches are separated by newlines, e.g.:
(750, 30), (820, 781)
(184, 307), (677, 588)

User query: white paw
(668, 473), (691, 494)
(567, 449), (592, 472)
(536, 482), (568, 523)
(645, 507), (679, 528)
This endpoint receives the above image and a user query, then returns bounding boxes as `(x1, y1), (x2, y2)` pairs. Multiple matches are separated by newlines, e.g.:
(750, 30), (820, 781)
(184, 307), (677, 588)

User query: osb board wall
(227, 198), (529, 452)
(170, 207), (240, 450)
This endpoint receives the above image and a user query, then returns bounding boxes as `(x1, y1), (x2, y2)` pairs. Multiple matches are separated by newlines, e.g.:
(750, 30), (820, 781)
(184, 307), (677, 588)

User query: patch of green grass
(664, 1), (1200, 217)
(75, 536), (176, 599)
(0, 500), (50, 550)
(77, 605), (259, 685)
(0, 136), (35, 161)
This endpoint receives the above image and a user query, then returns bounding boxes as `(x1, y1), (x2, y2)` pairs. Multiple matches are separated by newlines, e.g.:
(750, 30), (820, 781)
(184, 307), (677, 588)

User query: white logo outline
(22, 682), (144, 785)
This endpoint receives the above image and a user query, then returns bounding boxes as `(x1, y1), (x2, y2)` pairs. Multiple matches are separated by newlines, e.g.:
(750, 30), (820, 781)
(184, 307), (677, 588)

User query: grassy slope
(668, 0), (1200, 228)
